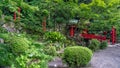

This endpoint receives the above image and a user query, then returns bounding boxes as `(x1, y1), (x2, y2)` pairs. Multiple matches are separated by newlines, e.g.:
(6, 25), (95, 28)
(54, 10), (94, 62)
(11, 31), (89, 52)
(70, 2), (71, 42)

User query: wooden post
(14, 12), (16, 21)
(70, 25), (75, 37)
(111, 26), (116, 44)
(18, 7), (21, 20)
(14, 7), (21, 21)
(42, 17), (46, 31)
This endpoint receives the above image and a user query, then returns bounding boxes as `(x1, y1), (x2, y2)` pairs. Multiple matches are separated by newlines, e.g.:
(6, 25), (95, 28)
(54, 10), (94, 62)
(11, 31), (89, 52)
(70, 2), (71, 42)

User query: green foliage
(9, 36), (30, 54)
(0, 27), (8, 33)
(44, 31), (66, 42)
(15, 55), (29, 68)
(63, 46), (93, 67)
(42, 9), (49, 17)
(44, 46), (57, 56)
(0, 33), (10, 42)
(65, 39), (76, 46)
(88, 39), (100, 51)
(100, 41), (108, 49)
(40, 60), (48, 68)
(0, 43), (15, 66)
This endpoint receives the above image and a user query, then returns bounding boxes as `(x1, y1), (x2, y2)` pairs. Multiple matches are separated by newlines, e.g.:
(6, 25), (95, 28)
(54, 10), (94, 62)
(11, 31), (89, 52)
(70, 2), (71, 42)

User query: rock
(48, 57), (68, 68)
(0, 38), (4, 43)
(2, 23), (18, 32)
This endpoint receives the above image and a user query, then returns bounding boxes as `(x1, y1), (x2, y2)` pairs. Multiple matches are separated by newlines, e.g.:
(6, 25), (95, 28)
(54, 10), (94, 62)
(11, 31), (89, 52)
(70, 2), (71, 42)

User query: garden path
(48, 44), (120, 68)
(90, 44), (120, 68)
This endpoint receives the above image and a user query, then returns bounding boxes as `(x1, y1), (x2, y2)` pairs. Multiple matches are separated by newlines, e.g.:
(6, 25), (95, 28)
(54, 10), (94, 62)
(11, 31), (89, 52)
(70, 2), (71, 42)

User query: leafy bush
(0, 27), (8, 33)
(15, 55), (29, 68)
(100, 41), (108, 49)
(44, 46), (57, 56)
(0, 33), (10, 42)
(65, 39), (76, 47)
(44, 31), (66, 42)
(9, 36), (30, 54)
(63, 46), (93, 67)
(0, 43), (15, 66)
(88, 39), (100, 51)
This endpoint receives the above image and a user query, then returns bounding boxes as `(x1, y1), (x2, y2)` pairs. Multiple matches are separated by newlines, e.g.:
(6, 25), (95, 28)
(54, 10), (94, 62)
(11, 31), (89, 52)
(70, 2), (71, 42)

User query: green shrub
(44, 31), (66, 42)
(0, 43), (15, 66)
(100, 41), (108, 49)
(9, 36), (30, 54)
(0, 27), (8, 33)
(65, 40), (76, 47)
(0, 33), (10, 42)
(44, 46), (57, 56)
(63, 46), (93, 67)
(88, 39), (100, 51)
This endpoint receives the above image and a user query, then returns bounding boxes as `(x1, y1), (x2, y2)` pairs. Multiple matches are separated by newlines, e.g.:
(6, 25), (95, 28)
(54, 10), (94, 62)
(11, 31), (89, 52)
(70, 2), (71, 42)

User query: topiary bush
(9, 36), (30, 54)
(100, 41), (108, 49)
(88, 39), (100, 51)
(63, 46), (93, 67)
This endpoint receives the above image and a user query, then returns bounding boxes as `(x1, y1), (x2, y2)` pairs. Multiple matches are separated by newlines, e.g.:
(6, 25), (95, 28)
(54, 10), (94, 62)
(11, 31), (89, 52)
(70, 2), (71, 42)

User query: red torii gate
(69, 25), (116, 44)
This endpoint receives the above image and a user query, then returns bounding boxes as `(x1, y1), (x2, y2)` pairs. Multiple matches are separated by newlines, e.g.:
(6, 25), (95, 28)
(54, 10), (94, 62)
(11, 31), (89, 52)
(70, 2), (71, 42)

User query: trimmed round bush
(9, 36), (30, 54)
(100, 41), (108, 49)
(63, 46), (93, 67)
(88, 39), (100, 51)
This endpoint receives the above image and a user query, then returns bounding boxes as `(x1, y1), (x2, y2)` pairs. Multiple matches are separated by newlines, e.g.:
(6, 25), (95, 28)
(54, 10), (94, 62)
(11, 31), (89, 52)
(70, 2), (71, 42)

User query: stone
(0, 38), (4, 43)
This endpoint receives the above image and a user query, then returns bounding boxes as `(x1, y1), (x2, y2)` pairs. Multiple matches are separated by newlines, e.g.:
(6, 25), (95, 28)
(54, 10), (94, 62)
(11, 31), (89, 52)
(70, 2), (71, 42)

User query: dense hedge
(63, 46), (93, 67)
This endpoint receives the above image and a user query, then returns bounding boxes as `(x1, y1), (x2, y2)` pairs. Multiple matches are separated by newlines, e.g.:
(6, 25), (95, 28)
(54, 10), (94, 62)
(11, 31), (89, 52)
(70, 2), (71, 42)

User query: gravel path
(90, 46), (120, 68)
(48, 45), (120, 68)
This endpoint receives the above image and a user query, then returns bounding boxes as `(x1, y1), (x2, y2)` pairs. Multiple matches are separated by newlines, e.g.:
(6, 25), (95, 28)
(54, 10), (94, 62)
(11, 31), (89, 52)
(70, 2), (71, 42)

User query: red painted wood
(14, 12), (16, 21)
(70, 26), (75, 37)
(111, 27), (116, 44)
(80, 33), (106, 41)
(42, 17), (46, 31)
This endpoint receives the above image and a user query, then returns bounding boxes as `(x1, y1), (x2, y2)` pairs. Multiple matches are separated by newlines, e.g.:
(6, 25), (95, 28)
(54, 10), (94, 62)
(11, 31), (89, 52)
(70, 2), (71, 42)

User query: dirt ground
(48, 45), (120, 68)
